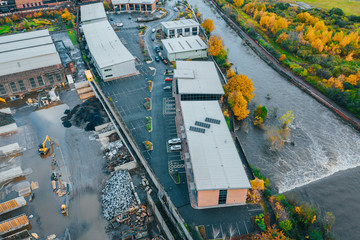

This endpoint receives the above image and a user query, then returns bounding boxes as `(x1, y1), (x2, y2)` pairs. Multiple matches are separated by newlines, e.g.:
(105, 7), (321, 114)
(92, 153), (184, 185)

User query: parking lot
(99, 9), (261, 239)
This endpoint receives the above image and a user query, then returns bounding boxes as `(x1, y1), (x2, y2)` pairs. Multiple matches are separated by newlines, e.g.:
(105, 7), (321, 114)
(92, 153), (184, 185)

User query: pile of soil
(61, 98), (109, 131)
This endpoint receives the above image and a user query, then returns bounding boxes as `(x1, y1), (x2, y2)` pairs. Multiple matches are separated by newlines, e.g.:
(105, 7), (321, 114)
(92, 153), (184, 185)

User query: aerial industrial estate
(0, 0), (358, 239)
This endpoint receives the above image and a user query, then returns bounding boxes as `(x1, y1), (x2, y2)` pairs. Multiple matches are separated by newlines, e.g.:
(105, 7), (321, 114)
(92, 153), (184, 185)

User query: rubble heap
(102, 170), (137, 220)
(104, 141), (133, 173)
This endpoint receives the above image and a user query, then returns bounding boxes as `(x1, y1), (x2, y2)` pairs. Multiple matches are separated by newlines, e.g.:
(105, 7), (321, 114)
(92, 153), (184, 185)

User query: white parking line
(244, 221), (249, 234)
(235, 222), (241, 235)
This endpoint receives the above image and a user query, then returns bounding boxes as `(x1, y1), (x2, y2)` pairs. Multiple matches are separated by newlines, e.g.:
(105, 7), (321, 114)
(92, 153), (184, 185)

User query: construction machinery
(61, 204), (67, 216)
(38, 135), (52, 155)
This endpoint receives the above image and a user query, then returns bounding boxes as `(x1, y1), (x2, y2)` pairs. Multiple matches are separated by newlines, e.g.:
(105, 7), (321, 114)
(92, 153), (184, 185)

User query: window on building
(146, 4), (152, 11)
(10, 82), (18, 92)
(135, 4), (140, 11)
(192, 27), (198, 35)
(169, 29), (175, 36)
(141, 4), (145, 11)
(185, 28), (190, 33)
(29, 78), (36, 88)
(105, 74), (113, 78)
(177, 28), (182, 35)
(55, 73), (62, 82)
(48, 74), (54, 85)
(37, 76), (44, 86)
(18, 80), (26, 91)
(104, 68), (112, 72)
(0, 84), (6, 95)
(129, 4), (134, 10)
(121, 4), (126, 11)
(218, 190), (227, 204)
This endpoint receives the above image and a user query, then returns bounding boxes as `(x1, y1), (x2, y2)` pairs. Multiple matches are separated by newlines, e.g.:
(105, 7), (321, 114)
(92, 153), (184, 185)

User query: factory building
(112, 0), (157, 13)
(0, 29), (66, 97)
(161, 35), (207, 61)
(161, 19), (200, 38)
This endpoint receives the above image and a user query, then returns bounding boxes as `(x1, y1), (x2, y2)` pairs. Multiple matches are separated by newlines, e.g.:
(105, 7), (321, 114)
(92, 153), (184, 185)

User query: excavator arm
(38, 135), (52, 154)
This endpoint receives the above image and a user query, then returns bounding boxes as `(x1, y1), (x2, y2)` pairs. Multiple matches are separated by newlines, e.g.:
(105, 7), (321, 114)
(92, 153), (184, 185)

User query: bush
(279, 220), (293, 232)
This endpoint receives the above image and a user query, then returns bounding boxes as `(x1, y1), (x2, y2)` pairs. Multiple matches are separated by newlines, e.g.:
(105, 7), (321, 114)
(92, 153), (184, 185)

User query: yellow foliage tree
(251, 177), (265, 191)
(271, 17), (289, 34)
(256, 225), (292, 240)
(279, 54), (286, 61)
(333, 31), (344, 43)
(224, 74), (255, 102)
(276, 33), (288, 43)
(345, 74), (359, 86)
(11, 15), (17, 21)
(207, 35), (224, 56)
(201, 19), (215, 34)
(228, 91), (249, 120)
(279, 110), (294, 128)
(295, 24), (304, 32)
(311, 38), (324, 53)
(314, 21), (326, 31)
(61, 8), (71, 21)
(226, 68), (236, 78)
(234, 0), (244, 8)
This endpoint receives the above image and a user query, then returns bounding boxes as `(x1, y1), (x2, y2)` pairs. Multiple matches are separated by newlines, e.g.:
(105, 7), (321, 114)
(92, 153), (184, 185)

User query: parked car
(170, 145), (182, 151)
(163, 86), (172, 91)
(159, 55), (164, 61)
(152, 28), (156, 33)
(155, 56), (160, 62)
(168, 138), (181, 145)
(163, 59), (168, 64)
(165, 77), (173, 82)
(117, 23), (123, 27)
(109, 17), (114, 21)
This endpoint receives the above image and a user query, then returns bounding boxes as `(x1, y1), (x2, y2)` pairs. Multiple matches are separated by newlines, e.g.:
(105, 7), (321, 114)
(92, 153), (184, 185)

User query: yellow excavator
(61, 204), (67, 216)
(38, 135), (52, 155)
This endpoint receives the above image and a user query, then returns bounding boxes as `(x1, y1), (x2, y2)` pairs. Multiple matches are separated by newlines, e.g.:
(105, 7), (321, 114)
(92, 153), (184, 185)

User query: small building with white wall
(161, 19), (200, 38)
(161, 36), (207, 61)
(180, 100), (251, 208)
(174, 61), (224, 101)
(81, 3), (137, 81)
(112, 0), (157, 13)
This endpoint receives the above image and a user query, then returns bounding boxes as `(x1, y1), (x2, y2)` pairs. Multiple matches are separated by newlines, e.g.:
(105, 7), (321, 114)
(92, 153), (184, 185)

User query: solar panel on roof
(195, 121), (210, 128)
(189, 126), (205, 133)
(205, 117), (221, 124)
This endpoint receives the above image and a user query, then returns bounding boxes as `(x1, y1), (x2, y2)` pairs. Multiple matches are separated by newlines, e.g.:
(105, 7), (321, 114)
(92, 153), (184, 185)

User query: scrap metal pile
(102, 170), (137, 220)
(104, 141), (133, 174)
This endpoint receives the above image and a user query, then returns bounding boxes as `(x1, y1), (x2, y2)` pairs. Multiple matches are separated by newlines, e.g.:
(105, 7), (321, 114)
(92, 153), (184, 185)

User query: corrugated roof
(82, 20), (135, 69)
(112, 0), (155, 4)
(175, 61), (224, 95)
(0, 29), (48, 44)
(161, 19), (199, 29)
(81, 2), (107, 23)
(0, 30), (61, 77)
(162, 35), (207, 54)
(181, 101), (251, 191)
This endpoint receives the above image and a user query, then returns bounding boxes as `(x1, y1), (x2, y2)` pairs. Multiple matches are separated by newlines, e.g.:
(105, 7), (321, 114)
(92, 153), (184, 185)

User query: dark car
(155, 56), (160, 62)
(154, 46), (160, 53)
(159, 55), (164, 61)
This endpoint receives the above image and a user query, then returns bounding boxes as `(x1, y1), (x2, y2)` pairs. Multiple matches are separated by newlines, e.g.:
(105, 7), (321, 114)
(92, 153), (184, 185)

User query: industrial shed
(82, 20), (137, 81)
(161, 36), (207, 61)
(180, 101), (251, 208)
(0, 29), (66, 97)
(81, 2), (107, 24)
(161, 19), (200, 38)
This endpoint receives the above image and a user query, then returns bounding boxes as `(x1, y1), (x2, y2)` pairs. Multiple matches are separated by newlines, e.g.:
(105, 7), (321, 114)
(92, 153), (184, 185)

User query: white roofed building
(0, 29), (66, 97)
(161, 19), (200, 38)
(81, 2), (107, 24)
(161, 36), (207, 61)
(174, 61), (224, 101)
(112, 0), (157, 13)
(180, 101), (251, 208)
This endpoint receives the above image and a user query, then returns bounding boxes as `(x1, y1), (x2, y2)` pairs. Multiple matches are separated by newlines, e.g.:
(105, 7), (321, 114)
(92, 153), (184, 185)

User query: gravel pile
(102, 170), (137, 220)
(104, 141), (133, 173)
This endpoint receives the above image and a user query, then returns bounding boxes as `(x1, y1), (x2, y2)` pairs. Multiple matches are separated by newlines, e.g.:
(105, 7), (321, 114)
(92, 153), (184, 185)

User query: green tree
(279, 220), (293, 232)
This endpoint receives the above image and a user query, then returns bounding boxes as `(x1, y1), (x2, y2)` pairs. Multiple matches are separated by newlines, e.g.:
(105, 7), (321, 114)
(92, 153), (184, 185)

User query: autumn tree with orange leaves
(201, 19), (214, 34)
(207, 35), (224, 57)
(255, 225), (292, 240)
(61, 8), (71, 21)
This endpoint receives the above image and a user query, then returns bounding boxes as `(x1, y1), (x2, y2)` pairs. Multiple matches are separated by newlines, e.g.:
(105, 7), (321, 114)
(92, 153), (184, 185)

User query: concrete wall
(226, 189), (248, 205)
(101, 60), (137, 81)
(168, 49), (207, 62)
(197, 190), (219, 207)
(0, 123), (17, 135)
(114, 160), (138, 171)
(0, 142), (20, 156)
(0, 108), (12, 114)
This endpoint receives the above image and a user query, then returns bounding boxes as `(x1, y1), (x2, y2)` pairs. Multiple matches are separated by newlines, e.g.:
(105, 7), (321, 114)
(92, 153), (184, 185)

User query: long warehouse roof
(0, 30), (61, 77)
(181, 100), (251, 191)
(174, 61), (224, 95)
(161, 35), (207, 54)
(80, 2), (107, 23)
(82, 20), (135, 69)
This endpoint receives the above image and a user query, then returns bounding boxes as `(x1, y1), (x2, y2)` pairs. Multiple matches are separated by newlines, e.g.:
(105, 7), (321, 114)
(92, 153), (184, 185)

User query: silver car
(170, 144), (182, 151)
(168, 138), (181, 145)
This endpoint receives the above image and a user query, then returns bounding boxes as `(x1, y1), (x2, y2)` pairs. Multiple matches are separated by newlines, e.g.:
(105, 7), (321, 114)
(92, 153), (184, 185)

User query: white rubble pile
(104, 140), (124, 160)
(102, 170), (137, 220)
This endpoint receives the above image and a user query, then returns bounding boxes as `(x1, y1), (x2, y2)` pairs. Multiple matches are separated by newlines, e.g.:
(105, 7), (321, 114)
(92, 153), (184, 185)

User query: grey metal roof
(181, 101), (251, 191)
(0, 36), (52, 53)
(0, 29), (49, 44)
(162, 35), (207, 54)
(81, 2), (107, 23)
(175, 61), (224, 95)
(0, 30), (61, 77)
(161, 19), (199, 29)
(82, 20), (135, 69)
(112, 0), (155, 4)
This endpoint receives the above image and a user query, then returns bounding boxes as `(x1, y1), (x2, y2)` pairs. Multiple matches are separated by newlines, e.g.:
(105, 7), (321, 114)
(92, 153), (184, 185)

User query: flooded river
(187, 0), (360, 238)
